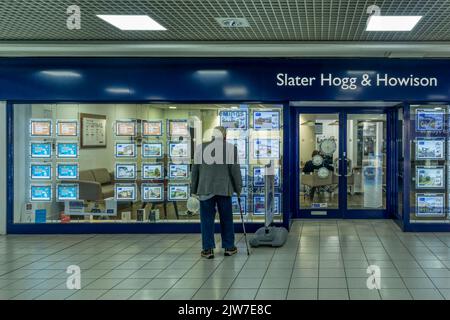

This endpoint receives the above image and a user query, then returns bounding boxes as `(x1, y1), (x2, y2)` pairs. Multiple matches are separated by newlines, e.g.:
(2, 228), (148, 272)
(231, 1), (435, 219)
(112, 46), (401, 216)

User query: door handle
(334, 158), (342, 177)
(344, 158), (353, 177)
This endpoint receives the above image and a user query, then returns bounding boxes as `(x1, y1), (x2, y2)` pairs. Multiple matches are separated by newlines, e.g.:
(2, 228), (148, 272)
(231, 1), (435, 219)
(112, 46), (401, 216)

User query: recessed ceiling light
(169, 106), (177, 109)
(97, 15), (166, 31)
(366, 15), (422, 31)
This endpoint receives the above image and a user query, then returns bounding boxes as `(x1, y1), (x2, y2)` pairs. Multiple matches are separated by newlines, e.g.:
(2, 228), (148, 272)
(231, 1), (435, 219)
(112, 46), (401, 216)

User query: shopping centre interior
(2, 0), (450, 302)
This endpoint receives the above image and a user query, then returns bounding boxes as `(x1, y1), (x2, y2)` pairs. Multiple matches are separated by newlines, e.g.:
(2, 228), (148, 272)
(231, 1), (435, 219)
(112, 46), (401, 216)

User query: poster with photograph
(57, 184), (79, 201)
(115, 120), (137, 137)
(30, 119), (52, 137)
(80, 113), (107, 148)
(253, 139), (280, 159)
(142, 183), (164, 202)
(416, 166), (445, 189)
(416, 109), (445, 131)
(30, 164), (52, 180)
(142, 142), (163, 158)
(57, 120), (78, 137)
(168, 183), (189, 201)
(30, 142), (52, 158)
(416, 193), (445, 217)
(56, 142), (78, 158)
(143, 120), (163, 137)
(115, 184), (137, 201)
(253, 167), (280, 187)
(115, 143), (136, 158)
(169, 141), (189, 158)
(220, 110), (248, 130)
(30, 185), (52, 202)
(227, 139), (247, 161)
(232, 195), (247, 215)
(57, 163), (79, 180)
(253, 111), (280, 130)
(416, 138), (445, 160)
(169, 120), (189, 137)
(115, 163), (137, 180)
(240, 166), (248, 187)
(274, 194), (281, 216)
(253, 195), (265, 215)
(142, 164), (163, 180)
(169, 164), (190, 179)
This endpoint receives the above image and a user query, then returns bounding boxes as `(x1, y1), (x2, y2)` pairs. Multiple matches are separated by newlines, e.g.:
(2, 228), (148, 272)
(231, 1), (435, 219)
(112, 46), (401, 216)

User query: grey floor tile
(403, 278), (436, 289)
(430, 278), (450, 289)
(260, 277), (290, 289)
(438, 289), (450, 300)
(98, 290), (137, 300)
(192, 289), (228, 300)
(144, 278), (179, 289)
(162, 288), (197, 300)
(0, 289), (25, 300)
(231, 278), (263, 289)
(287, 289), (317, 300)
(173, 278), (206, 289)
(129, 289), (168, 300)
(201, 277), (235, 289)
(318, 289), (349, 300)
(255, 289), (287, 300)
(114, 278), (151, 290)
(410, 289), (444, 300)
(349, 289), (381, 300)
(85, 278), (123, 290)
(398, 268), (428, 278)
(318, 278), (348, 289)
(224, 289), (258, 300)
(290, 278), (318, 289)
(129, 269), (163, 278)
(236, 268), (266, 278)
(66, 290), (107, 300)
(35, 290), (77, 300)
(380, 289), (413, 300)
(10, 289), (48, 300)
(291, 269), (318, 278)
(102, 269), (136, 279)
(424, 269), (450, 278)
(319, 268), (346, 277)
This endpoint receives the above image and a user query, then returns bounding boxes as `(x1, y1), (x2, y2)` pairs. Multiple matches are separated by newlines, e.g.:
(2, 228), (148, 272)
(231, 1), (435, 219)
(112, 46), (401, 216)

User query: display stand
(249, 161), (288, 247)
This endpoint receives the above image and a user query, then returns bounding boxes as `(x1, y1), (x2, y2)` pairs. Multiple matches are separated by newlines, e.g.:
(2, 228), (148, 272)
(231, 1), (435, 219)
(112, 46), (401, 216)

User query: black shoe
(201, 249), (214, 259)
(224, 247), (238, 256)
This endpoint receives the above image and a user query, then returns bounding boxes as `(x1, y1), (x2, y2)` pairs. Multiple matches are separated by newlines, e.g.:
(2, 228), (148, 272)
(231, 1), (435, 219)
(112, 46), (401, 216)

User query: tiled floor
(1, 220), (450, 300)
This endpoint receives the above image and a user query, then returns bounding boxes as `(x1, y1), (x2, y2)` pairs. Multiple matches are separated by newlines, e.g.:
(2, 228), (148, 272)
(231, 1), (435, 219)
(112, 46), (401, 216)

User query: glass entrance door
(297, 110), (388, 218)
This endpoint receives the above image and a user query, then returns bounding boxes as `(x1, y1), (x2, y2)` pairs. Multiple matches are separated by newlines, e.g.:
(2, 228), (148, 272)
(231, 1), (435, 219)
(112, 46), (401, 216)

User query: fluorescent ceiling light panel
(366, 15), (422, 31)
(97, 15), (166, 30)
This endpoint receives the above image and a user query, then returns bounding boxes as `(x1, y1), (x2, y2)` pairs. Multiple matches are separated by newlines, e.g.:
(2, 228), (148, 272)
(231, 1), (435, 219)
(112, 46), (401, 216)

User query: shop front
(2, 57), (450, 233)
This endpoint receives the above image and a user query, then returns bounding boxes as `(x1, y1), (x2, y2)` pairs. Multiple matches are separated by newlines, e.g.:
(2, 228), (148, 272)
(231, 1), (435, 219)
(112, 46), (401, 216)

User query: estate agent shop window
(12, 103), (283, 226)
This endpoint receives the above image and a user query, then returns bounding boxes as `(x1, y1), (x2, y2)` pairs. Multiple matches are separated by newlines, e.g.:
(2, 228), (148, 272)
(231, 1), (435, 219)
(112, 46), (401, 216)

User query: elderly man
(191, 126), (242, 259)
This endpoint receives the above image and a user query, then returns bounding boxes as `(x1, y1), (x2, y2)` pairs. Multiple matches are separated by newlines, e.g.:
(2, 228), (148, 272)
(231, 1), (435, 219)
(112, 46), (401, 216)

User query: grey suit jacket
(191, 140), (243, 197)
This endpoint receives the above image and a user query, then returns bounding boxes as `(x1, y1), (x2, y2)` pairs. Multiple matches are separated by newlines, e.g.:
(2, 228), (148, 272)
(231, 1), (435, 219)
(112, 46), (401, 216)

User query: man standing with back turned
(191, 126), (242, 259)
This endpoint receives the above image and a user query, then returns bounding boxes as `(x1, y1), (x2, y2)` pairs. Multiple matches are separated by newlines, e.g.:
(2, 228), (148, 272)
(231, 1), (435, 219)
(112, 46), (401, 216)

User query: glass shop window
(13, 103), (283, 225)
(410, 104), (450, 224)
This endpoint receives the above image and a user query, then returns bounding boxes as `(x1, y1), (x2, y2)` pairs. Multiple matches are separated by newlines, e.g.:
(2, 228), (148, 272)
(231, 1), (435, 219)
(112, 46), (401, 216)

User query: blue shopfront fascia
(4, 57), (450, 234)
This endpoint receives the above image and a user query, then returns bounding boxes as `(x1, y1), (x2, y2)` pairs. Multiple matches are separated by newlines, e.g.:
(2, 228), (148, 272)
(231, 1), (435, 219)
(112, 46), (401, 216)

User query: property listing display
(219, 106), (283, 220)
(411, 105), (450, 222)
(28, 119), (80, 203)
(23, 105), (283, 223)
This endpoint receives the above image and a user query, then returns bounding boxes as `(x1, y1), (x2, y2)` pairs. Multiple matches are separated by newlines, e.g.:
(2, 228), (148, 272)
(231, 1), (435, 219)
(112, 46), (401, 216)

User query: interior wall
(0, 102), (6, 234)
(299, 115), (315, 165)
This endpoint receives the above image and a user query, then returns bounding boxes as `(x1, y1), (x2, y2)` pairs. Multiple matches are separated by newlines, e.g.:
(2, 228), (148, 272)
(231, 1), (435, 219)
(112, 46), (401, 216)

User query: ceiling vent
(215, 17), (250, 28)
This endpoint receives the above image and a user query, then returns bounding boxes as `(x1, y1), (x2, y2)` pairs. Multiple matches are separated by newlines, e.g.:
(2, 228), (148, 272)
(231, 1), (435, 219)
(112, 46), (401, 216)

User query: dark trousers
(200, 195), (235, 250)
